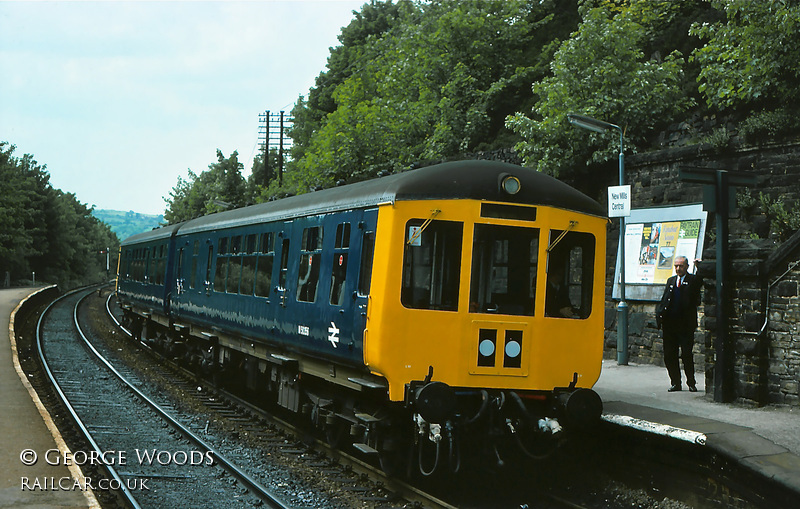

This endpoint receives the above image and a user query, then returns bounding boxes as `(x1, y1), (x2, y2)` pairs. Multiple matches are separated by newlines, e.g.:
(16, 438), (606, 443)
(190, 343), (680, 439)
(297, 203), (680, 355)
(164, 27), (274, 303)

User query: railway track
(36, 286), (294, 508)
(22, 286), (691, 509)
(102, 290), (456, 509)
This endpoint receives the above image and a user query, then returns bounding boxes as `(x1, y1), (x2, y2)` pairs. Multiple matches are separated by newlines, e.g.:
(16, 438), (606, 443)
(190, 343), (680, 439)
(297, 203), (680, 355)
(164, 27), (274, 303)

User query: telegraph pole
(279, 111), (285, 187)
(258, 110), (293, 188)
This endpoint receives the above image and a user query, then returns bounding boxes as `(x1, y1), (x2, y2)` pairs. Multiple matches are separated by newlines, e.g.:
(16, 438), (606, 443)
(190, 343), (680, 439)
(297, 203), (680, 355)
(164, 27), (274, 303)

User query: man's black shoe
(688, 385), (698, 392)
(668, 385), (682, 392)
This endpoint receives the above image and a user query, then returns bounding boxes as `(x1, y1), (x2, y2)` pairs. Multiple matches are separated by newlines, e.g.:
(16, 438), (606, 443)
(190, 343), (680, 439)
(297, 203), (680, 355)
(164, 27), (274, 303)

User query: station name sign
(608, 185), (631, 217)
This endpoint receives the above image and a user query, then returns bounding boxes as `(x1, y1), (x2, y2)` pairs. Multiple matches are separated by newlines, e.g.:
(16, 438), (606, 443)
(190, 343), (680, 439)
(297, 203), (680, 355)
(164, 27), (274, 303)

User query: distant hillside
(93, 209), (165, 241)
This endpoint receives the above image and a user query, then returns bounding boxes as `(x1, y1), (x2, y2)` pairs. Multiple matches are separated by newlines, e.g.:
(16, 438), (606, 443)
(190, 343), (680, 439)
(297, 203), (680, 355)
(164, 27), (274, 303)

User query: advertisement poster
(625, 220), (701, 285)
(613, 204), (707, 301)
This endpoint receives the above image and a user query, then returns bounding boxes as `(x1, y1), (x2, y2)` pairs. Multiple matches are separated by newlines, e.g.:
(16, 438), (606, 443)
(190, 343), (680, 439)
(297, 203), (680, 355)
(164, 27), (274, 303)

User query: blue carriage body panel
(117, 223), (182, 316)
(121, 206), (378, 370)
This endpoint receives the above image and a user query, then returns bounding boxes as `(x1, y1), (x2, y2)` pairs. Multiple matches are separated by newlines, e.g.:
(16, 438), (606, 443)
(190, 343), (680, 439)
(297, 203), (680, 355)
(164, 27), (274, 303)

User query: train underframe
(121, 307), (602, 477)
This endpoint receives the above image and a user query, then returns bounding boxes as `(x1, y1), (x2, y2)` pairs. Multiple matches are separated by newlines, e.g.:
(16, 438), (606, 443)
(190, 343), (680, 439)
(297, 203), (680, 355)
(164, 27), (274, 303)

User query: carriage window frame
(469, 224), (540, 316)
(190, 240), (199, 289)
(401, 219), (463, 312)
(544, 230), (595, 319)
(255, 231), (276, 298)
(297, 226), (322, 303)
(329, 222), (351, 306)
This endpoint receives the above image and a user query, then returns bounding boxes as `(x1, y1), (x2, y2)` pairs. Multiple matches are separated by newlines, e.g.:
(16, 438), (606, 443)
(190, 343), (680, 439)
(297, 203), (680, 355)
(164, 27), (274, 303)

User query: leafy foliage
(0, 142), (119, 288)
(690, 0), (800, 109)
(164, 150), (247, 223)
(162, 0), (800, 230)
(285, 0), (577, 192)
(507, 2), (693, 179)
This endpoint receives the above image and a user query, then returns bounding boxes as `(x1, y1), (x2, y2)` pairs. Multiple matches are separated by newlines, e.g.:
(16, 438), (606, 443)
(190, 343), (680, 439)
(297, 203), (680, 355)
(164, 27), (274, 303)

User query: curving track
(37, 287), (292, 508)
(104, 291), (457, 509)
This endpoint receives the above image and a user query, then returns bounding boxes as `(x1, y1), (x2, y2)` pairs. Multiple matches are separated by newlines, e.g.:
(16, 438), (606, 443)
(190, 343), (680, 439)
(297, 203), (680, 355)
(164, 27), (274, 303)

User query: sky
(0, 0), (367, 215)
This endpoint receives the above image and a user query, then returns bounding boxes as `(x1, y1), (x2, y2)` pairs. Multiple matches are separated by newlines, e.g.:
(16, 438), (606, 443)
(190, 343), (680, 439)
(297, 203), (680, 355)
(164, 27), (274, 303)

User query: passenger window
(469, 225), (539, 316)
(214, 256), (228, 293)
(148, 247), (156, 283)
(298, 226), (322, 302)
(334, 223), (351, 249)
(544, 230), (595, 319)
(401, 220), (463, 311)
(246, 234), (257, 254)
(255, 231), (274, 298)
(241, 255), (257, 295)
(190, 240), (199, 289)
(255, 255), (273, 297)
(260, 232), (274, 254)
(156, 244), (166, 285)
(330, 223), (350, 306)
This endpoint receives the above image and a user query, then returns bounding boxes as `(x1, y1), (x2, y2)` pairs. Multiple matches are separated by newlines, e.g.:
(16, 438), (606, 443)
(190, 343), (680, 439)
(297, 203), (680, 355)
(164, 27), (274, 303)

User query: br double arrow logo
(328, 322), (340, 348)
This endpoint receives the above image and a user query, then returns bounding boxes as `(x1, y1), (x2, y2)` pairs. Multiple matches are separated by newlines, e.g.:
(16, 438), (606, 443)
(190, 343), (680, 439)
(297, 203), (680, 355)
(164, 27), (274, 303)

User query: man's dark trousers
(659, 273), (702, 388)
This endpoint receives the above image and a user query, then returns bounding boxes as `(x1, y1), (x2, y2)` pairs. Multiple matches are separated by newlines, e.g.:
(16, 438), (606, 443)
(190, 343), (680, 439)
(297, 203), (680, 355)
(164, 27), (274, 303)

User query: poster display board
(613, 204), (707, 301)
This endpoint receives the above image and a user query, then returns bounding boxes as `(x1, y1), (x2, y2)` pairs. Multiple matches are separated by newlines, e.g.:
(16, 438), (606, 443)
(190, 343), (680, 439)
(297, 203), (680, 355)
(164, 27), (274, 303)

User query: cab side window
(544, 230), (595, 319)
(401, 219), (463, 311)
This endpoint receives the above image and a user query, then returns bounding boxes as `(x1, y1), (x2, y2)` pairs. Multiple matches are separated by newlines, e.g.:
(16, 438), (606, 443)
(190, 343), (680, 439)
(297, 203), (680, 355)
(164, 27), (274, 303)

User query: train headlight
(500, 174), (521, 195)
(479, 339), (496, 357)
(505, 340), (521, 358)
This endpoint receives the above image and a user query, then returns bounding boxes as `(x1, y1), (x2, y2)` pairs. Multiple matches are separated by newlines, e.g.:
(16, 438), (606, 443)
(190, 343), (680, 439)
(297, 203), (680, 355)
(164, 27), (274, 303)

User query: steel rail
(84, 291), (293, 509)
(106, 292), (457, 509)
(40, 287), (291, 509)
(37, 286), (141, 509)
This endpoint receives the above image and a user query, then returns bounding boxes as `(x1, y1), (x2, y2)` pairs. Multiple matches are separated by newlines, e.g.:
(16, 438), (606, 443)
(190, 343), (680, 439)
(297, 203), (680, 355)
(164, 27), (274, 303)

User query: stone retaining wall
(605, 138), (800, 407)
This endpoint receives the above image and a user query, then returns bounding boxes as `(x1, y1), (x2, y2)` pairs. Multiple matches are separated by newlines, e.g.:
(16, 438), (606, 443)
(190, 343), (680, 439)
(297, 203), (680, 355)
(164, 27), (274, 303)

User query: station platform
(594, 359), (800, 503)
(1, 287), (96, 508)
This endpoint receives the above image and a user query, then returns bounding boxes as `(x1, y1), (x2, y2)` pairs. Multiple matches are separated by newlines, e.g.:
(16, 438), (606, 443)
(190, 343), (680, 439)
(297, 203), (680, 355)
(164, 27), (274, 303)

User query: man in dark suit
(656, 256), (702, 392)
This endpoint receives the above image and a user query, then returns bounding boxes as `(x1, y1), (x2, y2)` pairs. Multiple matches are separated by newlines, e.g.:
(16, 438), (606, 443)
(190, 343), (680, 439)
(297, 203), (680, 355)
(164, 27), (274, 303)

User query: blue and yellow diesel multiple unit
(117, 160), (607, 475)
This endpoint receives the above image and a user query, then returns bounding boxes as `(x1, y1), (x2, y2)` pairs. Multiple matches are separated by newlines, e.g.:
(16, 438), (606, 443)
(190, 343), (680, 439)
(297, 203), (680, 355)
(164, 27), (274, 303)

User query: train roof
(123, 160), (604, 245)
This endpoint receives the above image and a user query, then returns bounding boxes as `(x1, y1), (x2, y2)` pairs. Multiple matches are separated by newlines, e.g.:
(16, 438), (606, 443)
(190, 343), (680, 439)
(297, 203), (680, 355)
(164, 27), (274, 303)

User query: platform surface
(595, 359), (800, 500)
(1, 287), (94, 508)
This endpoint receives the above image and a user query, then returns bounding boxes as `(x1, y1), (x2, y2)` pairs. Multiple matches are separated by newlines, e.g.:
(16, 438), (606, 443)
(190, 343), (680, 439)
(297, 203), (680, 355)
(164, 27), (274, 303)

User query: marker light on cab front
(500, 174), (521, 195)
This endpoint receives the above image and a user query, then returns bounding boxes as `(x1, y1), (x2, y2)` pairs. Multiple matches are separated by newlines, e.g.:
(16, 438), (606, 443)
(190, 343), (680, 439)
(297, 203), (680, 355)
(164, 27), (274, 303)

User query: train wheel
(325, 419), (348, 449)
(378, 440), (408, 477)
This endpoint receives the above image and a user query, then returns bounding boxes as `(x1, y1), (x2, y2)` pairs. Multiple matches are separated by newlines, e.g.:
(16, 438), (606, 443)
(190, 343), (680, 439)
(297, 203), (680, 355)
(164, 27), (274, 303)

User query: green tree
(690, 0), (800, 109)
(289, 0), (408, 164)
(0, 141), (119, 287)
(247, 147), (282, 202)
(0, 143), (49, 280)
(507, 1), (693, 181)
(289, 0), (576, 193)
(164, 150), (247, 223)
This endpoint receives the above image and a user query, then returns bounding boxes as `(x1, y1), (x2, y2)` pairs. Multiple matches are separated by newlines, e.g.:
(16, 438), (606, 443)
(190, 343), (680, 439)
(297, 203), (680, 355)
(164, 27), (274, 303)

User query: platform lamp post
(567, 113), (628, 365)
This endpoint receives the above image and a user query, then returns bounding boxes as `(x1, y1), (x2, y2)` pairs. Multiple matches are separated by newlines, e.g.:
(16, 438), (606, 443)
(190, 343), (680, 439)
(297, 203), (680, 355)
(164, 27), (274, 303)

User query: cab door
(315, 208), (377, 366)
(352, 209), (378, 355)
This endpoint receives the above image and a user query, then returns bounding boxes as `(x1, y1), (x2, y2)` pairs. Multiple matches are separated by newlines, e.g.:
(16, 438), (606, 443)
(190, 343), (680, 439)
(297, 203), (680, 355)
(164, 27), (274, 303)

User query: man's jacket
(656, 273), (702, 331)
